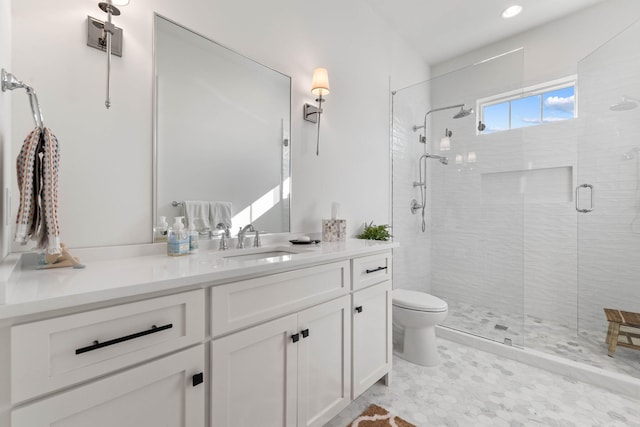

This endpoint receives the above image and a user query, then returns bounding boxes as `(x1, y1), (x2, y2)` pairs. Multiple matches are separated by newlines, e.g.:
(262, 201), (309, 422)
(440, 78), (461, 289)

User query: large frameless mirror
(153, 15), (291, 239)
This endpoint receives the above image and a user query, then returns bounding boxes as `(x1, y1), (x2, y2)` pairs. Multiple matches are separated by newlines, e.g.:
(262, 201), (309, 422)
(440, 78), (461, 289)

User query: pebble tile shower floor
(443, 300), (640, 380)
(325, 339), (640, 427)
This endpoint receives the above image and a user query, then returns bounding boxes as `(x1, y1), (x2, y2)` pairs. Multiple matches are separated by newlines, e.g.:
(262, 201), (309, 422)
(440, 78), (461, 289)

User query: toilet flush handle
(355, 306), (363, 314)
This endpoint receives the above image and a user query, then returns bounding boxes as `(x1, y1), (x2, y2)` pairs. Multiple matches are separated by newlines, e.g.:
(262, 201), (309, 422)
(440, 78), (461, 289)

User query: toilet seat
(392, 289), (448, 312)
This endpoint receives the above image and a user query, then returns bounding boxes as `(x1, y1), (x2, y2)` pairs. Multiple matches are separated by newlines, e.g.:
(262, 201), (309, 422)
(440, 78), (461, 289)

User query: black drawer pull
(355, 306), (363, 314)
(75, 323), (173, 355)
(365, 266), (387, 274)
(301, 328), (310, 338)
(192, 372), (204, 387)
(291, 333), (300, 343)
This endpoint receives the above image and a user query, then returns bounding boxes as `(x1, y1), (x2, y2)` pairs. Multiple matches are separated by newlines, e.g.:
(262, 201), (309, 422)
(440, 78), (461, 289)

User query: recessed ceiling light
(501, 5), (523, 19)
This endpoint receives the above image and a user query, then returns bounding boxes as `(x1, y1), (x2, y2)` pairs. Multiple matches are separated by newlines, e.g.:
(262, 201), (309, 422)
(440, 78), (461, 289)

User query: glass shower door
(577, 19), (640, 378)
(427, 49), (526, 347)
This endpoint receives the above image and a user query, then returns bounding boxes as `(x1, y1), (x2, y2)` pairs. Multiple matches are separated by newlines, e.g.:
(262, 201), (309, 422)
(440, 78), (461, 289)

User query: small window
(479, 77), (576, 134)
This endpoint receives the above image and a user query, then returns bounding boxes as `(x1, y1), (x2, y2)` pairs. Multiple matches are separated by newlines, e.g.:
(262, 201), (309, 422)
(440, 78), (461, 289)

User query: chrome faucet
(216, 223), (231, 250)
(237, 224), (256, 249)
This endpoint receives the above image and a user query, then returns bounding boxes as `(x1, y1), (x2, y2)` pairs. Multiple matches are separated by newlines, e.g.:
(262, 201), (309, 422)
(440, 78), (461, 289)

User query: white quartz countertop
(0, 238), (397, 321)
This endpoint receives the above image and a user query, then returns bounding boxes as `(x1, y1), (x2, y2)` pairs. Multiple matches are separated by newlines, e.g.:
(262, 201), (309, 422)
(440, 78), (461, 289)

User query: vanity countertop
(0, 238), (397, 321)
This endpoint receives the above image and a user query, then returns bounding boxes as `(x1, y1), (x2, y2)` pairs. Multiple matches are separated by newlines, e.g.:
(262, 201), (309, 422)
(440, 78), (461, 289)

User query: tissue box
(322, 219), (346, 242)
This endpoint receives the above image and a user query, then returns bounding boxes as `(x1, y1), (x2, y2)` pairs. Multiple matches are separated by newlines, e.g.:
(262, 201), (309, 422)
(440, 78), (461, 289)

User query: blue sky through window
(482, 84), (575, 133)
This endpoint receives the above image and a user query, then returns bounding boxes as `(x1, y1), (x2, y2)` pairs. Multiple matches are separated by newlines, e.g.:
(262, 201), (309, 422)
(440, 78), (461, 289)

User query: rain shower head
(412, 103), (473, 133)
(453, 106), (474, 119)
(610, 96), (639, 111)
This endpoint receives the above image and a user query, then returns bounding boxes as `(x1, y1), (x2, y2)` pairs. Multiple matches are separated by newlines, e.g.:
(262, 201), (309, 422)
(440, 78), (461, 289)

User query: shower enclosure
(391, 19), (640, 380)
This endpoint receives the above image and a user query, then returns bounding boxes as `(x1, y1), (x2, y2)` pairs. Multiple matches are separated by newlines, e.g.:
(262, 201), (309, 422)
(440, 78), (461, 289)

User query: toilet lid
(392, 289), (448, 312)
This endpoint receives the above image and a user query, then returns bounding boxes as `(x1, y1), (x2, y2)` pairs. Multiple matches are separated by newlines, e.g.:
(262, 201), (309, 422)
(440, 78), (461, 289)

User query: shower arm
(413, 104), (465, 142)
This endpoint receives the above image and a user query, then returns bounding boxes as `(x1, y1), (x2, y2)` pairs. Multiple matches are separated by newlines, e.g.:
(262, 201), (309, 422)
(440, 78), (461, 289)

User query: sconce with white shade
(439, 128), (452, 151)
(303, 67), (330, 155)
(87, 0), (129, 108)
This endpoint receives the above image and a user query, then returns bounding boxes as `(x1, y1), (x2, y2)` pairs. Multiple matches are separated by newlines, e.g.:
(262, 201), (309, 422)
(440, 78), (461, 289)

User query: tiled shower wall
(392, 19), (640, 345)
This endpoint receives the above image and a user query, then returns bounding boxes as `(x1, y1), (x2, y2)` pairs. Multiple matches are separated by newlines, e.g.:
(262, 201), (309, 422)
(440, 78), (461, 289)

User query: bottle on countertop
(167, 216), (189, 256)
(188, 222), (199, 254)
(154, 216), (169, 243)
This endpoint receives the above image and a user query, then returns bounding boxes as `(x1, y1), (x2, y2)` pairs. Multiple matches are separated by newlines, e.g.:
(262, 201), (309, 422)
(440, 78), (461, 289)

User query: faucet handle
(253, 230), (261, 248)
(215, 223), (231, 237)
(219, 232), (228, 251)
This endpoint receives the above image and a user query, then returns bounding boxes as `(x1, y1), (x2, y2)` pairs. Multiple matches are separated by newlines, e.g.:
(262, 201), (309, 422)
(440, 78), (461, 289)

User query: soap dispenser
(167, 216), (189, 256)
(188, 222), (199, 254)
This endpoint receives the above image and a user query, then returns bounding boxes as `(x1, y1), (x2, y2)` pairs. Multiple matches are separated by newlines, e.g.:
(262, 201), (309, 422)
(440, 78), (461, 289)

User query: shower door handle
(575, 184), (594, 213)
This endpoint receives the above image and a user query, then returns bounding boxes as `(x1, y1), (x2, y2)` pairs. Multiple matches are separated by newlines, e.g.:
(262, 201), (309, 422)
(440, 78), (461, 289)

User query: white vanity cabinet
(210, 261), (352, 427)
(2, 242), (396, 427)
(351, 252), (393, 397)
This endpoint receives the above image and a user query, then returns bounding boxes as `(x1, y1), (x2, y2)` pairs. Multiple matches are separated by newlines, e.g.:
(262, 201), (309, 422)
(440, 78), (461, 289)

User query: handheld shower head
(423, 153), (448, 165)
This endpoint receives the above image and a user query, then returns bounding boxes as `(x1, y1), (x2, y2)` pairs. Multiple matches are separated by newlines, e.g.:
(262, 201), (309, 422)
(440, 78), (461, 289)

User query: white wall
(0, 0), (10, 260)
(8, 0), (429, 250)
(432, 0), (640, 85)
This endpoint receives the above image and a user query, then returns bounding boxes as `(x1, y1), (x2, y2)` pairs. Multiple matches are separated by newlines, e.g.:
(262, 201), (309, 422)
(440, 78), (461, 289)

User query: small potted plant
(357, 221), (392, 241)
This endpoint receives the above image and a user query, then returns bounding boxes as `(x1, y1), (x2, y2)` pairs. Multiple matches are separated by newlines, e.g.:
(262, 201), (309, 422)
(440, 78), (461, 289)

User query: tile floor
(325, 339), (640, 427)
(443, 300), (640, 380)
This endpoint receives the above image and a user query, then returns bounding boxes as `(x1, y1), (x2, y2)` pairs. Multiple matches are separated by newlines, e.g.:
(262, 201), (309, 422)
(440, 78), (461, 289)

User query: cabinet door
(211, 314), (298, 427)
(297, 295), (351, 427)
(352, 281), (392, 397)
(11, 345), (205, 427)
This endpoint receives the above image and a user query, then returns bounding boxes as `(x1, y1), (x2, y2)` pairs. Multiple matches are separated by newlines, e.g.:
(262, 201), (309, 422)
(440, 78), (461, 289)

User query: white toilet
(392, 289), (448, 367)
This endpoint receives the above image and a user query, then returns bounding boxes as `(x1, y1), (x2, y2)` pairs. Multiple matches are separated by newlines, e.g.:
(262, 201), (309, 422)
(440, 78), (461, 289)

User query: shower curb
(436, 326), (640, 400)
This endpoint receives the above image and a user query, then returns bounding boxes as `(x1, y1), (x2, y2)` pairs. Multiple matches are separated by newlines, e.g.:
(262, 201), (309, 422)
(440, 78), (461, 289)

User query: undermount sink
(221, 246), (308, 261)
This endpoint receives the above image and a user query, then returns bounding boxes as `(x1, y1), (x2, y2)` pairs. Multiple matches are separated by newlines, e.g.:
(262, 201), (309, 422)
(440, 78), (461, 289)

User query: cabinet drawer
(11, 289), (205, 404)
(211, 261), (350, 337)
(351, 252), (392, 291)
(12, 344), (205, 427)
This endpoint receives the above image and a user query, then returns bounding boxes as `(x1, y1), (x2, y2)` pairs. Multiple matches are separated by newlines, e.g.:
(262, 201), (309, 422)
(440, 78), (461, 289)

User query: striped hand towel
(15, 127), (61, 254)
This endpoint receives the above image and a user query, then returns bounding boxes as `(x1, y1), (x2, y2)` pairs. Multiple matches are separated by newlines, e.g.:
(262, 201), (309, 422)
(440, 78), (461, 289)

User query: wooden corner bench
(604, 308), (640, 357)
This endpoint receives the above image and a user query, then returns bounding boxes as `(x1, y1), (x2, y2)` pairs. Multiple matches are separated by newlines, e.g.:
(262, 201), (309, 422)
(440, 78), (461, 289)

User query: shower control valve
(410, 199), (423, 214)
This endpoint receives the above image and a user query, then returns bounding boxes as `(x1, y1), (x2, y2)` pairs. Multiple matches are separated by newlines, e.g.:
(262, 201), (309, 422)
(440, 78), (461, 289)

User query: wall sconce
(439, 128), (452, 151)
(87, 0), (129, 108)
(303, 67), (330, 155)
